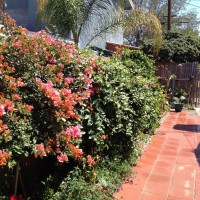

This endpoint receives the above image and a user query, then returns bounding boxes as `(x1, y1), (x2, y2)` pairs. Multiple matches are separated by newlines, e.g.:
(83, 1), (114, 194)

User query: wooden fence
(156, 62), (200, 107)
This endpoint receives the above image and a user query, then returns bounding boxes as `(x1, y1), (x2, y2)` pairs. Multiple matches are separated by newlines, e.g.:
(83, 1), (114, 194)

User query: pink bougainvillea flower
(26, 105), (34, 112)
(17, 78), (25, 87)
(0, 121), (7, 133)
(35, 143), (46, 158)
(63, 125), (81, 139)
(48, 56), (57, 63)
(36, 79), (62, 107)
(101, 135), (108, 140)
(35, 77), (41, 83)
(0, 105), (6, 116)
(64, 77), (74, 84)
(47, 80), (54, 87)
(12, 94), (21, 101)
(57, 72), (64, 78)
(12, 41), (21, 48)
(57, 153), (68, 163)
(87, 105), (93, 111)
(4, 100), (15, 112)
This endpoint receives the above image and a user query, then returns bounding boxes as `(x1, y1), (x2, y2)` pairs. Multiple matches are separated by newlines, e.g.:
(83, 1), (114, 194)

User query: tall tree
(130, 0), (199, 32)
(125, 6), (162, 55)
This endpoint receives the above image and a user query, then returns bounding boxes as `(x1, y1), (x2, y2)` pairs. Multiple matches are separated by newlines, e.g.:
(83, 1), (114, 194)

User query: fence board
(156, 62), (200, 107)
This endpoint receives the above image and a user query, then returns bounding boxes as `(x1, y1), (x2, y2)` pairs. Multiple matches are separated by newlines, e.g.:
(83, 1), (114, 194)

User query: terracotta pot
(106, 42), (139, 52)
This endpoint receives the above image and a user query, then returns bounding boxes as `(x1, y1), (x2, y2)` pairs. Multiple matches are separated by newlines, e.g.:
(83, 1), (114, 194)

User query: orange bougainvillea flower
(57, 153), (68, 163)
(0, 150), (10, 166)
(86, 155), (96, 167)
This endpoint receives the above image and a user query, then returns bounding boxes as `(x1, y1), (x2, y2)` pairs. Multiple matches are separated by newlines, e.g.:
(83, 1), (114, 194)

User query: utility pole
(168, 0), (171, 31)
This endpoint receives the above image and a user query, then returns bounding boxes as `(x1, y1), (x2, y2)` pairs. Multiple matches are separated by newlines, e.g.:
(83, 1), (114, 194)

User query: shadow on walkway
(195, 143), (200, 166)
(173, 124), (200, 132)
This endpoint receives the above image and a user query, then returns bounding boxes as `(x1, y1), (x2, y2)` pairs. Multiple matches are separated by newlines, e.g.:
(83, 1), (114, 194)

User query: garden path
(114, 110), (200, 200)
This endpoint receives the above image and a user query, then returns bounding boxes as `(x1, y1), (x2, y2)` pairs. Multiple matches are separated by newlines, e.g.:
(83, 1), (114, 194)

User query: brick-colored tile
(114, 189), (141, 200)
(151, 165), (173, 177)
(171, 176), (194, 189)
(155, 160), (175, 169)
(168, 185), (194, 200)
(144, 181), (170, 196)
(113, 111), (199, 200)
(140, 192), (167, 200)
(167, 197), (182, 200)
(148, 174), (171, 184)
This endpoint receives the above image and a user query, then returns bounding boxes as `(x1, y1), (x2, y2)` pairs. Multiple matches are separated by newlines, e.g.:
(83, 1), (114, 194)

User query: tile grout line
(181, 114), (197, 200)
(166, 112), (184, 200)
(115, 111), (198, 200)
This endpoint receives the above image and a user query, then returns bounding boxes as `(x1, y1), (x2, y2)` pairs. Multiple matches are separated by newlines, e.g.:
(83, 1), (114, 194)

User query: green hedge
(142, 31), (200, 63)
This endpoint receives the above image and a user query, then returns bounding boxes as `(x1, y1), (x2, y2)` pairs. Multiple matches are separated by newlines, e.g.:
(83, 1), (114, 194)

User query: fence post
(172, 78), (175, 102)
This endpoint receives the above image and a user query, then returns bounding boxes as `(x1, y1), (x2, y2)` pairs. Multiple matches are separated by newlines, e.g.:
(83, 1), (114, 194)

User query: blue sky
(187, 0), (200, 15)
(186, 0), (200, 29)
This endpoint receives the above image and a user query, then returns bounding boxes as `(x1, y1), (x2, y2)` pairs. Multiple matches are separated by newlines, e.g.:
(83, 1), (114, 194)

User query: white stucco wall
(78, 0), (124, 49)
(79, 26), (124, 49)
(5, 0), (124, 49)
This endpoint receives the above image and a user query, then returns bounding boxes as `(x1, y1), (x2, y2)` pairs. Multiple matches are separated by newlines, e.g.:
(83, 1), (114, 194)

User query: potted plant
(172, 89), (187, 112)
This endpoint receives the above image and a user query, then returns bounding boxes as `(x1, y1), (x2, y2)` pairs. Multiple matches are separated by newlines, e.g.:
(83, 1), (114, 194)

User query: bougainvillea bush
(0, 14), (166, 200)
(42, 50), (166, 200)
(0, 14), (97, 167)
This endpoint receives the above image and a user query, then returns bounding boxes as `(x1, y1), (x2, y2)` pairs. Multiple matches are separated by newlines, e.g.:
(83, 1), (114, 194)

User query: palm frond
(125, 7), (162, 55)
(78, 0), (117, 37)
(83, 9), (125, 46)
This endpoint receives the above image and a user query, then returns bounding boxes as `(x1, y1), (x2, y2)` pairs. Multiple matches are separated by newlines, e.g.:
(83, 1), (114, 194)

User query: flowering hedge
(42, 50), (166, 199)
(79, 49), (165, 160)
(0, 14), (166, 199)
(0, 14), (96, 168)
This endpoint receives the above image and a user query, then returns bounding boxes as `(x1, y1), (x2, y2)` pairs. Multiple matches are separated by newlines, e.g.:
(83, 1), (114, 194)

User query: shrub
(141, 30), (200, 63)
(0, 14), (99, 167)
(0, 14), (166, 199)
(80, 49), (165, 158)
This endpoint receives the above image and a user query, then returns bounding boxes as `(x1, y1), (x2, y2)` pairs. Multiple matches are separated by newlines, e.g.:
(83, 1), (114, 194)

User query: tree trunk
(0, 0), (4, 13)
(72, 28), (79, 46)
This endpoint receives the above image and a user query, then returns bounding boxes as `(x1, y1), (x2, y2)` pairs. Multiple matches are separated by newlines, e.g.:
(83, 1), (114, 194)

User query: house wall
(78, 0), (124, 49)
(28, 0), (37, 31)
(5, 0), (28, 9)
(79, 27), (124, 49)
(4, 0), (124, 49)
(5, 0), (38, 31)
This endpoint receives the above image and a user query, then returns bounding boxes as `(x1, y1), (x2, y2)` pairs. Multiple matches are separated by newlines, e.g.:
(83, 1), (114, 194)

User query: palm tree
(37, 0), (162, 51)
(37, 0), (123, 46)
(125, 7), (162, 55)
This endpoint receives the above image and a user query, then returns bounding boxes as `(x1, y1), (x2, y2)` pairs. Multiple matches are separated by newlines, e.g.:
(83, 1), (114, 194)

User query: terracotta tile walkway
(114, 111), (200, 200)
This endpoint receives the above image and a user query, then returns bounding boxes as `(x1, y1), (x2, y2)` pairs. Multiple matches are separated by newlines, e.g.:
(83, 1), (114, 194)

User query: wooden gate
(156, 62), (200, 107)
